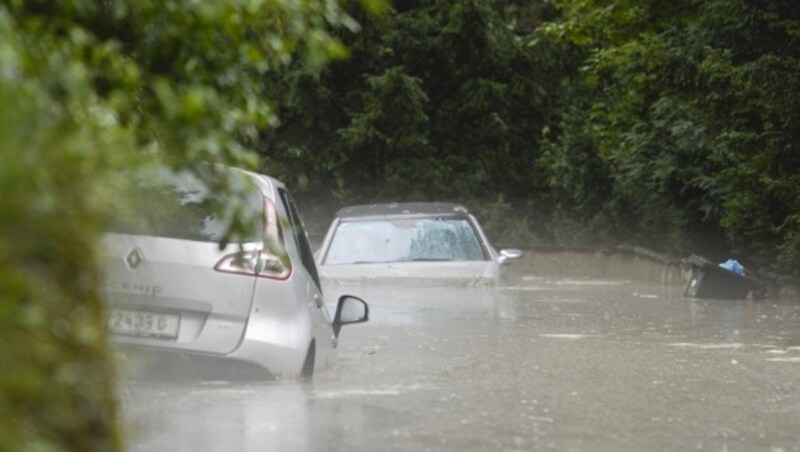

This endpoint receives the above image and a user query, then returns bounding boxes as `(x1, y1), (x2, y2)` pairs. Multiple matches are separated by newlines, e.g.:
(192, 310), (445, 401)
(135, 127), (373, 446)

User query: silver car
(315, 202), (522, 287)
(102, 168), (367, 379)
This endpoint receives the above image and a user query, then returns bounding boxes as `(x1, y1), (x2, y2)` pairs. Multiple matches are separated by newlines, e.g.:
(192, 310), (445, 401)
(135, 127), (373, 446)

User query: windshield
(323, 217), (488, 264)
(110, 171), (264, 243)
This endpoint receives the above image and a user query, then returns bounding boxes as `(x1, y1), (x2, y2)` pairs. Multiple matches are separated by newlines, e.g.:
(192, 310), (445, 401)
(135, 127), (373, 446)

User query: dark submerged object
(684, 255), (766, 300)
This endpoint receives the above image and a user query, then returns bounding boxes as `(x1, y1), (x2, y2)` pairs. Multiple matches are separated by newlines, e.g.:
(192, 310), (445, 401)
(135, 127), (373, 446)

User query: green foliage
(262, 0), (560, 246)
(254, 0), (800, 274)
(1, 0), (384, 449)
(537, 0), (800, 272)
(261, 0), (800, 270)
(696, 3), (800, 269)
(0, 10), (129, 448)
(339, 66), (431, 185)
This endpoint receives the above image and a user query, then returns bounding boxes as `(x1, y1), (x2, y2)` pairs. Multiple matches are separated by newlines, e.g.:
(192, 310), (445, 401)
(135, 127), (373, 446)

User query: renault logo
(125, 248), (144, 270)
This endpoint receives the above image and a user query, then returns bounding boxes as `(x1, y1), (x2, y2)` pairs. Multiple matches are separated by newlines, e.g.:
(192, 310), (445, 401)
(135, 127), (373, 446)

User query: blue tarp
(719, 259), (745, 276)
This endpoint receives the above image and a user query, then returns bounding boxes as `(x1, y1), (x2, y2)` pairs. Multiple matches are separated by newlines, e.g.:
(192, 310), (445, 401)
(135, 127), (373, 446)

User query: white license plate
(108, 309), (180, 339)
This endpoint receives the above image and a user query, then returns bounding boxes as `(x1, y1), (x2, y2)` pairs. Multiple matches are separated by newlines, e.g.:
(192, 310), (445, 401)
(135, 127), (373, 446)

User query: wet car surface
(103, 168), (369, 379)
(315, 203), (522, 286)
(119, 258), (800, 451)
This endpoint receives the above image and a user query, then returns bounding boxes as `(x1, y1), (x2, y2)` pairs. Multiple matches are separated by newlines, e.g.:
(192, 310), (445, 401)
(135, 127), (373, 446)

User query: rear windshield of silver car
(324, 217), (488, 265)
(110, 171), (264, 243)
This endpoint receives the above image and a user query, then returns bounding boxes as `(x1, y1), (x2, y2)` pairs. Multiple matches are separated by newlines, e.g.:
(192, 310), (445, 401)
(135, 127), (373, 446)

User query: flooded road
(119, 265), (800, 451)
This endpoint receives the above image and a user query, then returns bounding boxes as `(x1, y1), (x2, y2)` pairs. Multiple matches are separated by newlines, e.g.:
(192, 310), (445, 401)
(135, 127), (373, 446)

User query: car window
(110, 171), (263, 243)
(278, 189), (321, 289)
(324, 217), (488, 265)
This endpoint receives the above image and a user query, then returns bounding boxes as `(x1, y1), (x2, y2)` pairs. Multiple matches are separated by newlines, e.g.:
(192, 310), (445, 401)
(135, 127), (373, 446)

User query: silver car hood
(319, 260), (499, 288)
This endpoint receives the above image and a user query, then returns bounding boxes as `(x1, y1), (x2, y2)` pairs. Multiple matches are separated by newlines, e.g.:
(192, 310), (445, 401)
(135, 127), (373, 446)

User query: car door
(277, 189), (335, 365)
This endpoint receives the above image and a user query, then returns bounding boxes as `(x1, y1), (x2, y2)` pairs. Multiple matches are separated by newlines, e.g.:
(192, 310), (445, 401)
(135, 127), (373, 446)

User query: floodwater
(118, 258), (800, 451)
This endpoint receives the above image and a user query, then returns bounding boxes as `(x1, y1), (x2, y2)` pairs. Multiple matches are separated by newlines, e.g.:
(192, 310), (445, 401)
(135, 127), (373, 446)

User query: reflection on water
(121, 382), (312, 452)
(120, 256), (800, 451)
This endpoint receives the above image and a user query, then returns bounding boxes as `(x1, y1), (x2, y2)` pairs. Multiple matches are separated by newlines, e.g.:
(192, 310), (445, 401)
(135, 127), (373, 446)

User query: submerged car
(101, 167), (368, 379)
(315, 202), (523, 286)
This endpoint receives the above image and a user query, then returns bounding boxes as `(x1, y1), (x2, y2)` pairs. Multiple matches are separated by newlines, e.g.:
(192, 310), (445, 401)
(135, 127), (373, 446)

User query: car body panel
(101, 168), (360, 379)
(102, 234), (259, 355)
(316, 202), (518, 288)
(319, 261), (500, 287)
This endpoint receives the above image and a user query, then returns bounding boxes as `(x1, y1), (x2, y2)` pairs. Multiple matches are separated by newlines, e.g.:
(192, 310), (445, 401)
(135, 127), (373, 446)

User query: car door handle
(313, 293), (324, 308)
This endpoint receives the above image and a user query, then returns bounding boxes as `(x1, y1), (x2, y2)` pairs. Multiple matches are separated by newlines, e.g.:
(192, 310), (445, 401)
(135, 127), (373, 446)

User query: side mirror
(498, 248), (523, 264)
(332, 295), (369, 338)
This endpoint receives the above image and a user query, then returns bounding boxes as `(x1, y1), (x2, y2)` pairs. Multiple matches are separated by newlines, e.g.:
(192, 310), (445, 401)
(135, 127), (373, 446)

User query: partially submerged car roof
(336, 202), (470, 220)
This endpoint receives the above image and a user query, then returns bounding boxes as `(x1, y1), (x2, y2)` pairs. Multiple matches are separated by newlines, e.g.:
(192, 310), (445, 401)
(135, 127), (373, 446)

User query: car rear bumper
(110, 312), (315, 381)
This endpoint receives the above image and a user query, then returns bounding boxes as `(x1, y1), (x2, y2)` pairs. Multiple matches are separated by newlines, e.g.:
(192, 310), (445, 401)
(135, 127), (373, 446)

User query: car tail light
(214, 197), (292, 280)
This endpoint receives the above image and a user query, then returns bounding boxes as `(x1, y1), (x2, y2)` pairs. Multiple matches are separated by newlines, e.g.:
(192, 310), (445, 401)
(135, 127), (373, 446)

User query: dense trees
(540, 0), (800, 271)
(263, 0), (800, 274)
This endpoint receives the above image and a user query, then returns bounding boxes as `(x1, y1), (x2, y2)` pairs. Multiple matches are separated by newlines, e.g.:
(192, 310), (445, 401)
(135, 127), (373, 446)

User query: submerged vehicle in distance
(102, 167), (368, 380)
(315, 202), (523, 287)
(683, 255), (766, 300)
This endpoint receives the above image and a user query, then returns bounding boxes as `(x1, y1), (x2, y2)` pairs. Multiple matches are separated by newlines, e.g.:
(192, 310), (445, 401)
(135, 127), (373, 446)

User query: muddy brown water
(118, 253), (800, 451)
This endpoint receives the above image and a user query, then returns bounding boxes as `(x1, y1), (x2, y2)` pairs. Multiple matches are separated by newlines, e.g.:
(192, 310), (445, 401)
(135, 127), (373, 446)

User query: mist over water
(119, 255), (800, 451)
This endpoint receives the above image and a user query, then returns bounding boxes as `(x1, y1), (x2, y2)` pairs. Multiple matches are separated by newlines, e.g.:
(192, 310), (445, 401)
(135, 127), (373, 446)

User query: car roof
(336, 202), (471, 220)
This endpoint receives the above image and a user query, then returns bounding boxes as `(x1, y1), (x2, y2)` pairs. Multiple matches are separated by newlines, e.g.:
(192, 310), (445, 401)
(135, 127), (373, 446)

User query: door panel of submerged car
(278, 189), (334, 360)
